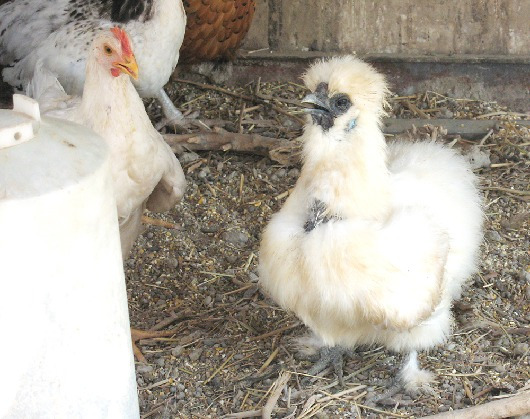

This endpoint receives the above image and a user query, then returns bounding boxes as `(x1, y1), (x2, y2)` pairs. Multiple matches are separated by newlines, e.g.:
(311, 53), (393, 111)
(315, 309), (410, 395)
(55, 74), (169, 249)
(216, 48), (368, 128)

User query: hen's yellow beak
(113, 54), (139, 80)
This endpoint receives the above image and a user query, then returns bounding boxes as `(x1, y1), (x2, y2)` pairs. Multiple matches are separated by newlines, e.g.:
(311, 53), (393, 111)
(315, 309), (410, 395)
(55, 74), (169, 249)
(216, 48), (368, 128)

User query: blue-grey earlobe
(347, 119), (357, 132)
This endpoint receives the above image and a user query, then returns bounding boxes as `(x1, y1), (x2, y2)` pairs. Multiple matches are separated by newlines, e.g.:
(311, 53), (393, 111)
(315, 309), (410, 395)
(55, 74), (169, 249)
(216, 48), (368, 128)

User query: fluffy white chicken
(259, 56), (483, 391)
(0, 0), (186, 120)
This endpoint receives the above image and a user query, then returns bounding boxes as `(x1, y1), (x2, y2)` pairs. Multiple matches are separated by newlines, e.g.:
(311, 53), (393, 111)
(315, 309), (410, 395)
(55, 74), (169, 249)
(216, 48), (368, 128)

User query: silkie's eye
(104, 44), (113, 55)
(333, 94), (351, 113)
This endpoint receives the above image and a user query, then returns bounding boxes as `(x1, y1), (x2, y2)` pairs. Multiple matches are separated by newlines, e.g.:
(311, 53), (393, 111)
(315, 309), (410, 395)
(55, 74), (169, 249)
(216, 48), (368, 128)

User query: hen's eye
(104, 45), (113, 55)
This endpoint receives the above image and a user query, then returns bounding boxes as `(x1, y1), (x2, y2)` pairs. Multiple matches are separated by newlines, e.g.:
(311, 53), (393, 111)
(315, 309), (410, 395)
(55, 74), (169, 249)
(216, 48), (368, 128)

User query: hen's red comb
(110, 27), (133, 57)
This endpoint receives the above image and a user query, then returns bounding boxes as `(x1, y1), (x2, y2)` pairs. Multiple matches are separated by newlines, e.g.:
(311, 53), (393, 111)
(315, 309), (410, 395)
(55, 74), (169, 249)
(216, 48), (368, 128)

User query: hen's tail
(26, 60), (66, 104)
(25, 60), (79, 118)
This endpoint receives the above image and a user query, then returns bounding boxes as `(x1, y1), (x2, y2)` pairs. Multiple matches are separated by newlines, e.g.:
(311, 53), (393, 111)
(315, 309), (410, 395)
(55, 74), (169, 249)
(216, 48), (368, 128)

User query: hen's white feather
(26, 60), (81, 119)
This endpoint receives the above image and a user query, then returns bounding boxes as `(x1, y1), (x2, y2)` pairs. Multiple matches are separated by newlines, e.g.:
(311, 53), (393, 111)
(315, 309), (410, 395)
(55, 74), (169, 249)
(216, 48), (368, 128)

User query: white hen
(28, 27), (187, 362)
(1, 0), (186, 120)
(259, 56), (483, 391)
(28, 27), (186, 257)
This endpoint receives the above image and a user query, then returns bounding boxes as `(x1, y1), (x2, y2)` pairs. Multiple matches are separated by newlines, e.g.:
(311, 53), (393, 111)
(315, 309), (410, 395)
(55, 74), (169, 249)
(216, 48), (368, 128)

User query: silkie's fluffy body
(28, 28), (186, 257)
(259, 56), (483, 389)
(0, 0), (186, 119)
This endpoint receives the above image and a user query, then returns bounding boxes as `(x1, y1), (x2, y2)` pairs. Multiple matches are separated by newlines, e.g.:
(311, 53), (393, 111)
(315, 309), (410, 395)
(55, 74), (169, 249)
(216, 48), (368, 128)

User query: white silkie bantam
(259, 56), (483, 392)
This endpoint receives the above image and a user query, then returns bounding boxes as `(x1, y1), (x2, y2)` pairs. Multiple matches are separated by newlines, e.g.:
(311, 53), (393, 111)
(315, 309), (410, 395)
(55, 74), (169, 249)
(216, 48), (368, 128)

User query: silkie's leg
(305, 346), (348, 386)
(399, 350), (434, 392)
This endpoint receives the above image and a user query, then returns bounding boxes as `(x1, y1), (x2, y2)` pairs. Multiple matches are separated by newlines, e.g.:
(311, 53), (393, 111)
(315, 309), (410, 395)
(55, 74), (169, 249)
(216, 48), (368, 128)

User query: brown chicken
(180, 0), (256, 64)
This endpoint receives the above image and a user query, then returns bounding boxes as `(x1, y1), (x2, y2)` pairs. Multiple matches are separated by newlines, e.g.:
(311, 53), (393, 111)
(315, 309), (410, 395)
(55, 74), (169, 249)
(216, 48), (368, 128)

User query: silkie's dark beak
(302, 92), (333, 130)
(302, 92), (331, 115)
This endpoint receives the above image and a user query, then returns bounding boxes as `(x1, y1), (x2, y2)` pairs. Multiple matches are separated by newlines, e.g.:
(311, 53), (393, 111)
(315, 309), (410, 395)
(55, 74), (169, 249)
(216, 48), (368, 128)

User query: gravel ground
(126, 77), (529, 418)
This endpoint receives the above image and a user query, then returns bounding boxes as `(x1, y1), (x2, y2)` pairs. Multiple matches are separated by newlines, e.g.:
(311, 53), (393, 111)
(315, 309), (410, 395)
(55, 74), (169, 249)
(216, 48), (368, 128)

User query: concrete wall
(244, 0), (530, 56)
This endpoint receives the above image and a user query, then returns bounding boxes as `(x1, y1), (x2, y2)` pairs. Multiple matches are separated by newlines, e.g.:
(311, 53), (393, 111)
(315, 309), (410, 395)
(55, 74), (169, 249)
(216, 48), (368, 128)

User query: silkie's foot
(398, 350), (435, 394)
(373, 351), (435, 404)
(304, 346), (348, 386)
(370, 378), (404, 405)
(370, 351), (433, 403)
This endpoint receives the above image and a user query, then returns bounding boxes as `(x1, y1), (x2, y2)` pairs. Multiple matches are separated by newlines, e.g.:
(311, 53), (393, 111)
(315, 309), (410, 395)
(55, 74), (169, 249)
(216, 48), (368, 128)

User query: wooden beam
(164, 118), (528, 164)
(382, 118), (530, 139)
(421, 390), (530, 419)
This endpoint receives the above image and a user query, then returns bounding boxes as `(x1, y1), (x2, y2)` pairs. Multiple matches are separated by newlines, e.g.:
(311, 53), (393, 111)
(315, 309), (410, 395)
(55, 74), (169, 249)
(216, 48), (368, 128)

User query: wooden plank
(163, 118), (528, 164)
(241, 50), (530, 65)
(382, 118), (530, 139)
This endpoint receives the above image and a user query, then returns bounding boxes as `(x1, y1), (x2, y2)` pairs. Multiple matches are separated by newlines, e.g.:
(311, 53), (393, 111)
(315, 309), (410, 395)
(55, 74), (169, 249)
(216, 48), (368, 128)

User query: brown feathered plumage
(180, 0), (255, 63)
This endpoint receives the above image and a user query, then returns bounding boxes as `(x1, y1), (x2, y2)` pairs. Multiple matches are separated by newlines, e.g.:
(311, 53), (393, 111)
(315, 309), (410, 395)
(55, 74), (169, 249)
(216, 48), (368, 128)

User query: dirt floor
(122, 76), (530, 419)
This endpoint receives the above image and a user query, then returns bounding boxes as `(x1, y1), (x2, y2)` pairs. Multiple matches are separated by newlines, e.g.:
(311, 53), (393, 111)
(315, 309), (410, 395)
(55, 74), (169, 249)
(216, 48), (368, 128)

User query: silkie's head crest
(301, 56), (389, 132)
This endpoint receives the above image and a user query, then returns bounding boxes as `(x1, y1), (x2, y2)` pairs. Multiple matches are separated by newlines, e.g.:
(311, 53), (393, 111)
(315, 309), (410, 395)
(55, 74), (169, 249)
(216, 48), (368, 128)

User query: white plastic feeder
(0, 95), (139, 419)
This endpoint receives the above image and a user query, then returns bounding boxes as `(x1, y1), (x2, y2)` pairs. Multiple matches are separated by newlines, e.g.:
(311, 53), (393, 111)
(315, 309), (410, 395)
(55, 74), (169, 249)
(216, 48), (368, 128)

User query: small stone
(222, 230), (249, 247)
(288, 168), (300, 178)
(155, 357), (165, 367)
(282, 119), (297, 128)
(226, 254), (238, 263)
(180, 152), (200, 164)
(275, 168), (287, 178)
(166, 257), (179, 269)
(243, 286), (258, 299)
(177, 392), (185, 400)
(486, 230), (502, 242)
(514, 343), (529, 356)
(137, 365), (154, 374)
(495, 364), (506, 373)
(201, 224), (220, 233)
(209, 376), (222, 388)
(441, 108), (454, 118)
(171, 345), (185, 357)
(204, 295), (212, 306)
(203, 338), (218, 347)
(520, 269), (530, 283)
(189, 348), (203, 362)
